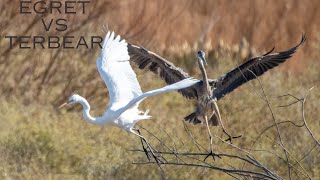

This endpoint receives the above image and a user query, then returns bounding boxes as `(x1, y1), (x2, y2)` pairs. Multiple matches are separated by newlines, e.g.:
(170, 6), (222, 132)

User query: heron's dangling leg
(204, 115), (221, 161)
(130, 128), (163, 165)
(212, 101), (241, 143)
(223, 129), (242, 143)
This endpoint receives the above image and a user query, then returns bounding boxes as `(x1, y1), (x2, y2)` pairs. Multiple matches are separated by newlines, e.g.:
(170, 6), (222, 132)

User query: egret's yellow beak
(58, 102), (68, 109)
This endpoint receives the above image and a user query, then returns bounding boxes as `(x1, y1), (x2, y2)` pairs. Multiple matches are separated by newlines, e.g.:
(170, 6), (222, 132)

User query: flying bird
(59, 31), (199, 162)
(128, 35), (306, 159)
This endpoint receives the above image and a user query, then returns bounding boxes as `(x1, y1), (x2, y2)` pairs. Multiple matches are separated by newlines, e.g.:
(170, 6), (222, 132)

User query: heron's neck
(78, 98), (100, 125)
(198, 58), (210, 93)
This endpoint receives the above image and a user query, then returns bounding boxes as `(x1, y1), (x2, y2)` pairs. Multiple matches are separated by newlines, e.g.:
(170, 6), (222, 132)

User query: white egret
(59, 31), (199, 161)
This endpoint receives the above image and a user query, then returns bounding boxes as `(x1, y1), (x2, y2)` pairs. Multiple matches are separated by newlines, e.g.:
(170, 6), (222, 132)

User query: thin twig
(132, 161), (279, 180)
(247, 69), (292, 179)
(301, 86), (320, 147)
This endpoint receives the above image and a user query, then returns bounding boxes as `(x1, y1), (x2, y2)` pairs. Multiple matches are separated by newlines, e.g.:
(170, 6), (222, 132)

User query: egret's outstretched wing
(97, 32), (143, 109)
(121, 78), (200, 112)
(128, 44), (199, 99)
(212, 34), (306, 100)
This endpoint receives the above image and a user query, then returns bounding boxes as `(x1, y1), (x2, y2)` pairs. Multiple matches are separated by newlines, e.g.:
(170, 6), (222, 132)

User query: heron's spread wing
(212, 34), (306, 100)
(128, 44), (199, 98)
(97, 32), (143, 109)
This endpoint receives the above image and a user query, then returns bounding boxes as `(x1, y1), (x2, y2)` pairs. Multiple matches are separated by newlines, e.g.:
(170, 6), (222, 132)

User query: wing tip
(291, 32), (306, 51)
(264, 33), (305, 56)
(102, 31), (127, 49)
(287, 32), (306, 55)
(263, 47), (275, 56)
(299, 32), (306, 46)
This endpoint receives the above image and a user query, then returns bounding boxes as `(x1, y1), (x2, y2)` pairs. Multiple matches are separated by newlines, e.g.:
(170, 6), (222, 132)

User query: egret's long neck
(198, 58), (210, 94)
(78, 98), (100, 125)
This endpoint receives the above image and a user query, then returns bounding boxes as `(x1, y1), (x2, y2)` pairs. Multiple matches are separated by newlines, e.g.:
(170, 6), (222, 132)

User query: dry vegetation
(0, 0), (319, 179)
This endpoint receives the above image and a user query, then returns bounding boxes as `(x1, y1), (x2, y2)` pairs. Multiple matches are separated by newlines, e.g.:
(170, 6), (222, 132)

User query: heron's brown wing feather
(128, 44), (199, 98)
(212, 34), (306, 100)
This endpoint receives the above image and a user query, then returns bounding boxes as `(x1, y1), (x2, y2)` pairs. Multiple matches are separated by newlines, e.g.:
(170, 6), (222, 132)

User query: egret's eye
(68, 98), (74, 103)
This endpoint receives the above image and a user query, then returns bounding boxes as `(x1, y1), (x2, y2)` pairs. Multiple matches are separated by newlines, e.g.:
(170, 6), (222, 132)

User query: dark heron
(127, 35), (306, 160)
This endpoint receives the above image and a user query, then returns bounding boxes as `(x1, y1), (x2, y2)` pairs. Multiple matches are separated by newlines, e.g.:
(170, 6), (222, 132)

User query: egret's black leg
(130, 129), (163, 165)
(136, 129), (151, 161)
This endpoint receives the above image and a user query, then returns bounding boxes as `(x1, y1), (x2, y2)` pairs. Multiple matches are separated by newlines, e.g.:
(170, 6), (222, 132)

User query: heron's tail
(184, 112), (219, 126)
(184, 112), (201, 125)
(208, 113), (219, 126)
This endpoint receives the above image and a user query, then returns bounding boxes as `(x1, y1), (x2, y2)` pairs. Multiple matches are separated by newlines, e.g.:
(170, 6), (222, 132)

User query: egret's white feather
(121, 78), (200, 112)
(97, 32), (143, 110)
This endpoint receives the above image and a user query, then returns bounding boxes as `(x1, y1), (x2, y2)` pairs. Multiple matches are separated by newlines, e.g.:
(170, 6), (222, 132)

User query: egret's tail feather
(142, 109), (151, 119)
(144, 109), (150, 116)
(140, 114), (152, 120)
(133, 113), (151, 124)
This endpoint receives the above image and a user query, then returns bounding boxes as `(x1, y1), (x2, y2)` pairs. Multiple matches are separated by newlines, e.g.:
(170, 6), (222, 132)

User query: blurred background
(0, 0), (319, 179)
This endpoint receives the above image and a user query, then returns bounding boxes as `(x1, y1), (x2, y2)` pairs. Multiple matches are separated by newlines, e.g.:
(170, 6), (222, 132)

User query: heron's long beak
(203, 58), (208, 66)
(200, 56), (207, 66)
(58, 102), (68, 109)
